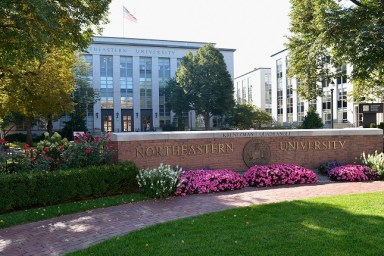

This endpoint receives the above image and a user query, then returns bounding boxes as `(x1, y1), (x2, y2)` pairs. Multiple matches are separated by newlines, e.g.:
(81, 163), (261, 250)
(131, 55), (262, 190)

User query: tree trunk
(47, 115), (53, 136)
(204, 113), (211, 130)
(177, 114), (184, 131)
(25, 119), (33, 146)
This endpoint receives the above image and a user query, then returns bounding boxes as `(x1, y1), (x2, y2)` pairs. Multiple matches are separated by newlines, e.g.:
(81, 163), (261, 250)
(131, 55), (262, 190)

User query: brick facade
(111, 129), (383, 171)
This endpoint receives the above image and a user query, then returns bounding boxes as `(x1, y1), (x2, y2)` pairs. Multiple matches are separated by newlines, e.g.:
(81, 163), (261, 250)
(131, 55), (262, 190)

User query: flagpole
(122, 5), (125, 37)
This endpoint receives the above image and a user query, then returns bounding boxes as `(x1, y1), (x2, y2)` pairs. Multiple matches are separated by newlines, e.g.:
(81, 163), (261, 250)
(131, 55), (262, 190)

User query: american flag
(123, 6), (137, 23)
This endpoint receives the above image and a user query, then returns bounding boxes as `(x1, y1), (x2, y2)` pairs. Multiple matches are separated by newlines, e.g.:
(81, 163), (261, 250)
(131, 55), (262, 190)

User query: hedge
(0, 162), (139, 212)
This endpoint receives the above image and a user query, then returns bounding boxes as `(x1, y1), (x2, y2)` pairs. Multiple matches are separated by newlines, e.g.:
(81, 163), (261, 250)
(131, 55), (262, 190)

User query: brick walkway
(1, 181), (384, 256)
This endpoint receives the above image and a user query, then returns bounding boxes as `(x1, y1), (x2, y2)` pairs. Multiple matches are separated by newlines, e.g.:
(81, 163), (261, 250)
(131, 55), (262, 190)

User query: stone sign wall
(111, 129), (383, 171)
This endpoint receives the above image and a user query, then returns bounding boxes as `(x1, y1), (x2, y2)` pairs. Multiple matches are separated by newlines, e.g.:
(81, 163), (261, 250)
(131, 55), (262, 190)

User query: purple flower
(244, 164), (318, 187)
(175, 169), (248, 196)
(328, 164), (379, 182)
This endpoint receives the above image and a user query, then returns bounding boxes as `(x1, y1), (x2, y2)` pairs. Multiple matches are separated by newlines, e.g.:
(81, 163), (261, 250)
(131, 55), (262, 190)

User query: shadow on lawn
(67, 192), (384, 256)
(1, 186), (383, 256)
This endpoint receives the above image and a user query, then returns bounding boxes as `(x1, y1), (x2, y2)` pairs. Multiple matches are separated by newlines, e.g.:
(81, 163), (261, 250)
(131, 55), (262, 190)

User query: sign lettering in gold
(279, 140), (346, 151)
(134, 140), (348, 159)
(135, 143), (234, 158)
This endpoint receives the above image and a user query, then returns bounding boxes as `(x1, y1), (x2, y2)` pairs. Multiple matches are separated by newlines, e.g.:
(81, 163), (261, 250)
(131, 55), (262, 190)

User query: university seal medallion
(242, 139), (271, 167)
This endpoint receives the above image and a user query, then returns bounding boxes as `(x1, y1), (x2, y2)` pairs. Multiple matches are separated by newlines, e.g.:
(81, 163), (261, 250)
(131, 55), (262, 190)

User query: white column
(93, 54), (101, 132)
(133, 56), (140, 131)
(113, 55), (121, 132)
(152, 57), (160, 129)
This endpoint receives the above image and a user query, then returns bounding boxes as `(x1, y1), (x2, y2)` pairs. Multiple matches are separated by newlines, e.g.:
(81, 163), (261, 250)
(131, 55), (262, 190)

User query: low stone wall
(111, 128), (383, 171)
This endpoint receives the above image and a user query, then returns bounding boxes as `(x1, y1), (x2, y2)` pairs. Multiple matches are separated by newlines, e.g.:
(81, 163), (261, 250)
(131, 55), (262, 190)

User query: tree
(287, 0), (384, 100)
(0, 112), (24, 138)
(176, 44), (235, 130)
(164, 78), (190, 130)
(0, 48), (77, 144)
(0, 0), (111, 78)
(227, 103), (273, 130)
(61, 57), (98, 139)
(301, 107), (323, 129)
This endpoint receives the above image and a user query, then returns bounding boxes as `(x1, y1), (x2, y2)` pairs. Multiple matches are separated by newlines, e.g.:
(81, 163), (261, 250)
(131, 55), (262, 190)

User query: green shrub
(301, 107), (323, 129)
(0, 162), (139, 212)
(370, 123), (377, 128)
(1, 133), (115, 174)
(136, 163), (181, 199)
(316, 160), (344, 175)
(361, 151), (384, 178)
(63, 133), (115, 169)
(4, 133), (27, 142)
(35, 132), (69, 171)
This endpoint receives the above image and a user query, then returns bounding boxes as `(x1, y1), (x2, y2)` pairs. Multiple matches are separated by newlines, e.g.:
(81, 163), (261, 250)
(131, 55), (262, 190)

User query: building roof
(270, 48), (288, 57)
(92, 36), (236, 52)
(234, 67), (271, 79)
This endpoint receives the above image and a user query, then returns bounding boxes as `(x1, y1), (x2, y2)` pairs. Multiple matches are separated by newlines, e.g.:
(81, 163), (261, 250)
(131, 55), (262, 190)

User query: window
(309, 99), (317, 110)
(100, 56), (113, 109)
(177, 58), (182, 68)
(242, 80), (246, 102)
(236, 83), (241, 103)
(322, 91), (332, 124)
(336, 65), (347, 85)
(276, 59), (283, 118)
(139, 57), (152, 109)
(158, 58), (170, 126)
(276, 59), (283, 79)
(103, 115), (113, 132)
(120, 56), (133, 109)
(122, 115), (132, 132)
(286, 77), (293, 114)
(247, 77), (252, 103)
(83, 55), (93, 82)
(337, 90), (347, 108)
(265, 73), (272, 106)
(322, 91), (331, 110)
(322, 111), (331, 125)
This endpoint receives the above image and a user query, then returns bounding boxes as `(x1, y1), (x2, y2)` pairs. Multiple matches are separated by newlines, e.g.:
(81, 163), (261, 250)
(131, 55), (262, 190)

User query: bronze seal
(242, 139), (271, 167)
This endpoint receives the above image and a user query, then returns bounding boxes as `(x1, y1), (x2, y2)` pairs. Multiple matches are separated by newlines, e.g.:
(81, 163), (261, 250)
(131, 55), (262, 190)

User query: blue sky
(102, 0), (291, 77)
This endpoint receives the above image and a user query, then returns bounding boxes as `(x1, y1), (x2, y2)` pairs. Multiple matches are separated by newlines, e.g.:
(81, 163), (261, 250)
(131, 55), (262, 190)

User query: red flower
(59, 145), (65, 150)
(23, 144), (30, 150)
(0, 138), (7, 144)
(85, 148), (92, 154)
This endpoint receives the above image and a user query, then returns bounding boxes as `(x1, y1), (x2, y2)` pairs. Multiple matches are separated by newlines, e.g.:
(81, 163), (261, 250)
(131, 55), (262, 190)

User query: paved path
(1, 181), (384, 256)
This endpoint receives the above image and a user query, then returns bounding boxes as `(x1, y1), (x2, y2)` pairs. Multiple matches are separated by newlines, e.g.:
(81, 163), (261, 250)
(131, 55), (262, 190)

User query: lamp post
(330, 88), (334, 129)
(329, 80), (335, 129)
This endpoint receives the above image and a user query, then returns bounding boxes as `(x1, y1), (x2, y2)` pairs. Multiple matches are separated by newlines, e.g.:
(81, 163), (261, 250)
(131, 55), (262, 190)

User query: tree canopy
(175, 44), (235, 129)
(0, 0), (111, 77)
(227, 103), (273, 130)
(0, 48), (78, 144)
(164, 78), (190, 130)
(287, 0), (384, 100)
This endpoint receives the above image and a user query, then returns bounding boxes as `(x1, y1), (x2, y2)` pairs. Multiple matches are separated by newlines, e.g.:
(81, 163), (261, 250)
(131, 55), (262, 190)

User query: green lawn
(0, 193), (149, 229)
(68, 192), (384, 256)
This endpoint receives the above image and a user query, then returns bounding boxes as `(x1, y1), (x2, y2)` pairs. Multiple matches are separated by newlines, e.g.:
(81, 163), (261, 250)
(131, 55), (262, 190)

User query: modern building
(233, 68), (272, 114)
(55, 36), (236, 133)
(270, 49), (358, 128)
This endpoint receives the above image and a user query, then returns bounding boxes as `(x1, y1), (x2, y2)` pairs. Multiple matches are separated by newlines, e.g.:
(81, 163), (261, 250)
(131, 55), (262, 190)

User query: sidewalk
(1, 181), (384, 256)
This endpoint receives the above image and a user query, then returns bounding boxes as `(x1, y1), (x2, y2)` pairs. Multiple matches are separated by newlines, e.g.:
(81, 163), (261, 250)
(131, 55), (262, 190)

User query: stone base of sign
(111, 128), (383, 171)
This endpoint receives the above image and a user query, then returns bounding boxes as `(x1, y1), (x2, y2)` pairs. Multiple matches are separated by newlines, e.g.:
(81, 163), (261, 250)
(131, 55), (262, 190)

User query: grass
(68, 192), (384, 256)
(0, 193), (149, 229)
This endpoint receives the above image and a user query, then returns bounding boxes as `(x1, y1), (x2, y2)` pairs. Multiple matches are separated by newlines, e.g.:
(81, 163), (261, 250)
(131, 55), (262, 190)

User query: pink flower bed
(243, 164), (318, 187)
(174, 169), (248, 196)
(328, 164), (379, 182)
